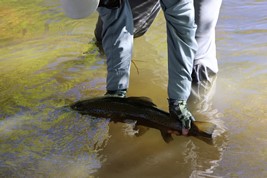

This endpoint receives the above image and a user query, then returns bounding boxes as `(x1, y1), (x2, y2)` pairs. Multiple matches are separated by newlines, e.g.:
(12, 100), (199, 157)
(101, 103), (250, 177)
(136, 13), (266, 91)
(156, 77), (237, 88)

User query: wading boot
(105, 89), (127, 98)
(168, 99), (195, 135)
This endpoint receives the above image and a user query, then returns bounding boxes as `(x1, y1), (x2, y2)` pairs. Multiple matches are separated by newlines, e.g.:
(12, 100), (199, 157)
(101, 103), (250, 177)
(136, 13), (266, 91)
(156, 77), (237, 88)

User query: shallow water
(0, 0), (266, 177)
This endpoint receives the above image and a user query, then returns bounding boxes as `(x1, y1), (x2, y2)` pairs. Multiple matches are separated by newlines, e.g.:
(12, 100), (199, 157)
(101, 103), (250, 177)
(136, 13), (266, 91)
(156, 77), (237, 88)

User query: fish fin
(134, 125), (150, 137)
(192, 121), (217, 138)
(160, 130), (174, 143)
(127, 97), (157, 107)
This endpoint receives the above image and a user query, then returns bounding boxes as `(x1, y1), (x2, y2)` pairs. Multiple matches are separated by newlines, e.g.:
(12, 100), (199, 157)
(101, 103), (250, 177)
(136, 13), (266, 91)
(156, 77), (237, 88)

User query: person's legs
(95, 0), (161, 40)
(160, 0), (197, 133)
(193, 0), (222, 80)
(97, 0), (134, 94)
(189, 0), (222, 113)
(129, 0), (161, 37)
(160, 0), (198, 101)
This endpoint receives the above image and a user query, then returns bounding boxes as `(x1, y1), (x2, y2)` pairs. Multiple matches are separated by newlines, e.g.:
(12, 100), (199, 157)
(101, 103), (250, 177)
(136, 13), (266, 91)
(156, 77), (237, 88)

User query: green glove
(105, 89), (127, 98)
(168, 99), (195, 131)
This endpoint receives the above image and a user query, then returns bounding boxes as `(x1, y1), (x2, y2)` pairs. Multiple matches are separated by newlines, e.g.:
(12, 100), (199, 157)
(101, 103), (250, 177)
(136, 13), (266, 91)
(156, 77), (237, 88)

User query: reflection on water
(0, 0), (267, 177)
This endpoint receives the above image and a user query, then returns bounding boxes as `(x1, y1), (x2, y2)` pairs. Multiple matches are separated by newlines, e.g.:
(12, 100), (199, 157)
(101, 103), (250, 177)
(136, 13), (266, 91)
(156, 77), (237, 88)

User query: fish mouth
(70, 102), (83, 111)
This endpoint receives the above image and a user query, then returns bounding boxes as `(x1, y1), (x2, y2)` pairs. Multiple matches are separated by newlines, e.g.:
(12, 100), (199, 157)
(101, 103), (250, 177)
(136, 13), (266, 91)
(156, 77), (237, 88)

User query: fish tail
(191, 121), (217, 138)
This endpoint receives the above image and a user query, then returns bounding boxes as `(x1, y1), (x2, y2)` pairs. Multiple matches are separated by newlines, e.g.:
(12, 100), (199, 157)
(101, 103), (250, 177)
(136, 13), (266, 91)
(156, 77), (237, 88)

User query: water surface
(0, 0), (266, 177)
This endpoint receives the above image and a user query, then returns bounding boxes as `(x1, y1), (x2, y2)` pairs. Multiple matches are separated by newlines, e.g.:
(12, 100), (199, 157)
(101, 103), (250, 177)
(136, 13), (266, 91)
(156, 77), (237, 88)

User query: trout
(70, 96), (216, 142)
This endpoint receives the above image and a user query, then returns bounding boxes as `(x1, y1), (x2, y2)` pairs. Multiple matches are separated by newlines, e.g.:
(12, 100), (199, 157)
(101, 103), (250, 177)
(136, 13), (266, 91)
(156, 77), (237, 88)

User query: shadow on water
(1, 0), (267, 177)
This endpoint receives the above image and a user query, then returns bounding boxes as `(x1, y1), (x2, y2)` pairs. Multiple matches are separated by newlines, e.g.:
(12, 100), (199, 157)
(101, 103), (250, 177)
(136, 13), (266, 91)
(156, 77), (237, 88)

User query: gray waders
(95, 0), (221, 101)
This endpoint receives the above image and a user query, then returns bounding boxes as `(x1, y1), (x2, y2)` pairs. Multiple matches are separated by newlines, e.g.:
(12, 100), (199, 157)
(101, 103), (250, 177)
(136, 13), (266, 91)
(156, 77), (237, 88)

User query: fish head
(70, 101), (85, 111)
(70, 97), (104, 113)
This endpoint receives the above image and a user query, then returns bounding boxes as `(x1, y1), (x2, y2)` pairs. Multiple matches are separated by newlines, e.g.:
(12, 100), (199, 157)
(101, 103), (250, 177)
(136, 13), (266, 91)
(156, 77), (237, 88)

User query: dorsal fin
(126, 97), (157, 107)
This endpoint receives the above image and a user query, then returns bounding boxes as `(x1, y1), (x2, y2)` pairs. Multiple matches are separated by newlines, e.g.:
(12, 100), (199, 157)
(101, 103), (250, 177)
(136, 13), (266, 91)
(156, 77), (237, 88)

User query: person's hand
(167, 130), (181, 136)
(105, 90), (127, 98)
(168, 100), (195, 135)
